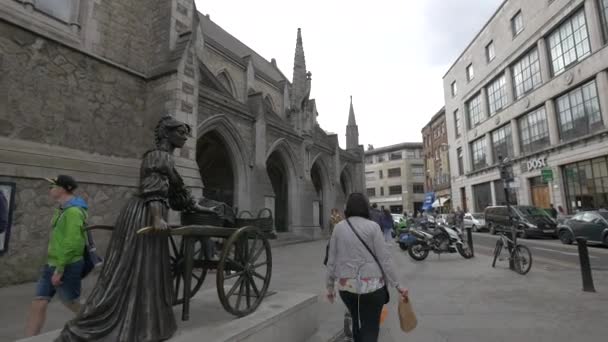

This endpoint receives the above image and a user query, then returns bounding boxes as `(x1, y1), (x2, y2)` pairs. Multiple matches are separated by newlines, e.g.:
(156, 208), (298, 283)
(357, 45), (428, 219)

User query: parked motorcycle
(407, 223), (473, 260)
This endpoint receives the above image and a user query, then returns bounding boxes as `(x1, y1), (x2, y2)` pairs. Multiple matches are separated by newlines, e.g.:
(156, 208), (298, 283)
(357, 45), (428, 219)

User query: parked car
(464, 213), (486, 232)
(391, 214), (404, 226)
(485, 205), (557, 239)
(556, 210), (608, 246)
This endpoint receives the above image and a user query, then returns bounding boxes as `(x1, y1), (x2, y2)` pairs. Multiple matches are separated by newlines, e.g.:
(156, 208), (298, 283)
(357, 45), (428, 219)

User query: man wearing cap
(25, 175), (89, 337)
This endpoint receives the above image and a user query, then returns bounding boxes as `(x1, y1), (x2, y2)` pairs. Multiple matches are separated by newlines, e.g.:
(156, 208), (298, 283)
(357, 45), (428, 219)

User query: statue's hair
(154, 115), (192, 148)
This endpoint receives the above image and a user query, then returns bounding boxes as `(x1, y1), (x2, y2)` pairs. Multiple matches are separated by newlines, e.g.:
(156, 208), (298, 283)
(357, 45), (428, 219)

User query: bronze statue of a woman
(57, 116), (217, 342)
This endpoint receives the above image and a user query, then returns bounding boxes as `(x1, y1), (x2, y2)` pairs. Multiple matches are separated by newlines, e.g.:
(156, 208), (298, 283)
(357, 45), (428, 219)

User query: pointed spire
(291, 28), (310, 110)
(348, 95), (357, 126)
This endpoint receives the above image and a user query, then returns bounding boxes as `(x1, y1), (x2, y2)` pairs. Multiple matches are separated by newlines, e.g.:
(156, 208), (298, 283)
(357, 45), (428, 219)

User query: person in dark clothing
(0, 191), (8, 234)
(549, 204), (558, 219)
(369, 203), (383, 228)
(381, 209), (394, 242)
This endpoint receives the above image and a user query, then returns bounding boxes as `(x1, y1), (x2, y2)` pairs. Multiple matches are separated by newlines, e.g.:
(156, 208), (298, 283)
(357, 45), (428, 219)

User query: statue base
(17, 290), (319, 342)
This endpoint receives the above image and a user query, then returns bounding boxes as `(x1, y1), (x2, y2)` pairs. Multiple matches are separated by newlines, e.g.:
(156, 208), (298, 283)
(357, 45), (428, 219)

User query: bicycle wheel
(492, 239), (503, 268)
(512, 245), (532, 275)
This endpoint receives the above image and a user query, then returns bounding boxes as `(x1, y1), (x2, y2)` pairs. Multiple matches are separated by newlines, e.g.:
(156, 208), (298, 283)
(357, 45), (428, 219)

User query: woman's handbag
(345, 219), (390, 304)
(398, 296), (417, 332)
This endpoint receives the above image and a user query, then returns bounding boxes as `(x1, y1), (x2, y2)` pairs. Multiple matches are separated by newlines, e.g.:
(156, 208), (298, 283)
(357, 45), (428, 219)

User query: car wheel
(558, 230), (574, 245)
(489, 223), (496, 235)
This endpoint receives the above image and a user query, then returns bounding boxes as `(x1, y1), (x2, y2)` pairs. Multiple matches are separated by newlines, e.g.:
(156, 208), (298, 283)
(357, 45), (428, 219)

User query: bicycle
(491, 232), (532, 275)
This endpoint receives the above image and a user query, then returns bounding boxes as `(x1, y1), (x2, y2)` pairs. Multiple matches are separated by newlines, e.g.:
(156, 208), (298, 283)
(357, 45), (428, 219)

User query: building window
(486, 74), (508, 116)
(511, 10), (524, 37)
(454, 109), (462, 137)
(457, 147), (464, 175)
(412, 165), (425, 177)
(494, 181), (518, 205)
(35, 0), (74, 22)
(473, 182), (492, 212)
(519, 107), (550, 154)
(486, 41), (496, 62)
(390, 152), (402, 160)
(388, 168), (402, 178)
(601, 0), (608, 40)
(467, 93), (484, 128)
(413, 184), (424, 194)
(365, 156), (373, 164)
(406, 150), (417, 158)
(389, 185), (403, 195)
(377, 154), (386, 162)
(466, 64), (475, 81)
(367, 188), (376, 197)
(451, 81), (458, 96)
(379, 170), (383, 179)
(556, 80), (602, 142)
(470, 137), (487, 171)
(380, 187), (385, 196)
(548, 10), (590, 76)
(512, 48), (542, 99)
(491, 124), (513, 161)
(563, 156), (608, 212)
(365, 171), (376, 181)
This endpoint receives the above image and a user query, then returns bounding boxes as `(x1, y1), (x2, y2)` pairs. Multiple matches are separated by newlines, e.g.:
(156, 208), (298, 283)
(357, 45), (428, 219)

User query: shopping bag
(380, 305), (388, 325)
(398, 296), (417, 332)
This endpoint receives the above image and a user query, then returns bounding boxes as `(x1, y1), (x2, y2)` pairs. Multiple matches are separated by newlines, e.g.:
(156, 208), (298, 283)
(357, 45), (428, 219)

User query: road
(471, 232), (608, 271)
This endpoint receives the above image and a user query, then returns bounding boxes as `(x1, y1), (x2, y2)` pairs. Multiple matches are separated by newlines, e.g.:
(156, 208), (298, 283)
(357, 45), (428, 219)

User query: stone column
(504, 67), (516, 104)
(585, 0), (604, 52)
(511, 119), (521, 157)
(537, 38), (552, 82)
(485, 133), (494, 166)
(480, 87), (489, 123)
(545, 99), (560, 145)
(595, 71), (608, 126)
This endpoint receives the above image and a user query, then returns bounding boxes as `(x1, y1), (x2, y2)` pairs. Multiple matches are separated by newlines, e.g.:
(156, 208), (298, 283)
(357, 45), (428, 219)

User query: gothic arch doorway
(340, 166), (353, 198)
(197, 131), (235, 207)
(311, 162), (324, 228)
(266, 151), (290, 232)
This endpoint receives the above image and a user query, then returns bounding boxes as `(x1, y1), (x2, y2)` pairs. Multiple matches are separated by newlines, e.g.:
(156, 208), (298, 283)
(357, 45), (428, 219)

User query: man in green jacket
(26, 175), (88, 337)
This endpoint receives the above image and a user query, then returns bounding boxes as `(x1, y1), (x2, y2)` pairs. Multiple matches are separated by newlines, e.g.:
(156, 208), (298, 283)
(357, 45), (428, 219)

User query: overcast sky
(195, 0), (503, 149)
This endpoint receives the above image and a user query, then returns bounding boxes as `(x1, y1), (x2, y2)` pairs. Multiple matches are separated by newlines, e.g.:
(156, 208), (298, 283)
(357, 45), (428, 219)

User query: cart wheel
(169, 235), (209, 305)
(217, 226), (272, 317)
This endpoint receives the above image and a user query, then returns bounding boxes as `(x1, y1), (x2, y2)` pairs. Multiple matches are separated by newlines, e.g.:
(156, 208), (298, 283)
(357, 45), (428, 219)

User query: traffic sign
(542, 168), (553, 183)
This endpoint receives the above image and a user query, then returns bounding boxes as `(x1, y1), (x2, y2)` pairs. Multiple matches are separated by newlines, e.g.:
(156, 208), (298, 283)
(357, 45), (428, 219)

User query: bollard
(576, 237), (596, 293)
(466, 227), (474, 257)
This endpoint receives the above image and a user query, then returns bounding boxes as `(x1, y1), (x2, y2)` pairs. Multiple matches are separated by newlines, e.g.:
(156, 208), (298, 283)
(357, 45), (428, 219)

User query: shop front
(562, 156), (608, 213)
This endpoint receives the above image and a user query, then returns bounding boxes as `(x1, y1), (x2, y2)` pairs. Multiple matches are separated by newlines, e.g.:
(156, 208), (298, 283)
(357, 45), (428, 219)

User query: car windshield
(516, 206), (548, 217)
(472, 214), (484, 219)
(598, 212), (608, 220)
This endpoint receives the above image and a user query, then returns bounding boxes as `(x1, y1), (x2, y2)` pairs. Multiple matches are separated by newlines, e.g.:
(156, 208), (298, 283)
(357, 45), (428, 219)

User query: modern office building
(422, 107), (452, 210)
(444, 0), (608, 214)
(364, 143), (425, 214)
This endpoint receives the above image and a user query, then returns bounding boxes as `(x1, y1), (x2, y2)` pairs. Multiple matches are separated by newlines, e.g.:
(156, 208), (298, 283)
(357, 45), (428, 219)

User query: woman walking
(326, 193), (408, 342)
(381, 209), (394, 243)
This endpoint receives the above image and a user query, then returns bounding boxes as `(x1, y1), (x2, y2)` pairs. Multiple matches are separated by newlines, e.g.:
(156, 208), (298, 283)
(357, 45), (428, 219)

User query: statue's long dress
(57, 149), (195, 342)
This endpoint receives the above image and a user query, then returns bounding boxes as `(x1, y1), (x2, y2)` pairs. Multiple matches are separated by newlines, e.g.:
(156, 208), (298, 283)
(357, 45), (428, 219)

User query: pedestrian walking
(549, 203), (558, 219)
(26, 175), (88, 337)
(381, 209), (394, 243)
(369, 203), (383, 228)
(326, 193), (408, 342)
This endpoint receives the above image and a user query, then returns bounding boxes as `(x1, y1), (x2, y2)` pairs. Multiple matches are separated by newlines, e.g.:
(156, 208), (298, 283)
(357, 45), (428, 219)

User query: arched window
(216, 71), (235, 96)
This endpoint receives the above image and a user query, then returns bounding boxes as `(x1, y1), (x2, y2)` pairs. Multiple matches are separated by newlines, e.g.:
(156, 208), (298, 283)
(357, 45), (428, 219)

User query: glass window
(413, 184), (425, 194)
(380, 187), (385, 196)
(486, 74), (508, 116)
(388, 168), (401, 178)
(486, 41), (496, 62)
(451, 81), (458, 96)
(367, 188), (376, 197)
(494, 180), (518, 205)
(389, 185), (402, 195)
(563, 156), (608, 213)
(548, 10), (591, 75)
(512, 11), (524, 36)
(556, 80), (603, 142)
(473, 182), (492, 212)
(512, 49), (542, 99)
(491, 124), (513, 160)
(406, 150), (417, 158)
(519, 107), (550, 154)
(457, 147), (464, 175)
(470, 137), (487, 171)
(467, 93), (484, 128)
(365, 156), (373, 164)
(377, 154), (386, 162)
(36, 0), (73, 22)
(601, 0), (608, 39)
(379, 170), (383, 179)
(390, 152), (402, 160)
(412, 165), (425, 177)
(466, 64), (475, 81)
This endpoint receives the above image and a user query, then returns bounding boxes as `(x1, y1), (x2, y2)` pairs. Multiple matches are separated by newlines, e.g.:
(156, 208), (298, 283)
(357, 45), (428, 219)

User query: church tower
(291, 28), (311, 111)
(346, 96), (359, 149)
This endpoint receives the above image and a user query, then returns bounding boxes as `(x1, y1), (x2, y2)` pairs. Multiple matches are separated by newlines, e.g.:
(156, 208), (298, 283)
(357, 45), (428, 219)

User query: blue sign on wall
(422, 192), (435, 211)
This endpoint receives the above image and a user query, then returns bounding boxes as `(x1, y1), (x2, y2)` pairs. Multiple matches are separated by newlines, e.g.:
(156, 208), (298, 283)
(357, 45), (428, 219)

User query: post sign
(526, 157), (546, 172)
(541, 169), (553, 183)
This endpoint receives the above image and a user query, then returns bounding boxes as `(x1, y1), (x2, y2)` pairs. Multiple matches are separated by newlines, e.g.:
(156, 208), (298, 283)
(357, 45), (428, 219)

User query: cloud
(421, 0), (504, 66)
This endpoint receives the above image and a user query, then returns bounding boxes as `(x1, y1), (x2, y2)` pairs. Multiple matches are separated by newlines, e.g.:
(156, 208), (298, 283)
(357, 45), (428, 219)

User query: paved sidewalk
(1, 240), (607, 342)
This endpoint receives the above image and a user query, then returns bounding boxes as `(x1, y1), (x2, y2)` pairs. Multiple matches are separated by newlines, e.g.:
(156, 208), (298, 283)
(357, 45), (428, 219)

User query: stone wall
(0, 21), (156, 159)
(0, 176), (135, 287)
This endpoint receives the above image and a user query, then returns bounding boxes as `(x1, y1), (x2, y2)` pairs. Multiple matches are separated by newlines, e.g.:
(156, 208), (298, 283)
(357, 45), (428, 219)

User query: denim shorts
(35, 259), (83, 303)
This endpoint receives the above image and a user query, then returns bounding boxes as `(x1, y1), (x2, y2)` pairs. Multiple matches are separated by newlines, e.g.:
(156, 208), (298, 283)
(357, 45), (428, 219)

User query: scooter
(407, 223), (473, 261)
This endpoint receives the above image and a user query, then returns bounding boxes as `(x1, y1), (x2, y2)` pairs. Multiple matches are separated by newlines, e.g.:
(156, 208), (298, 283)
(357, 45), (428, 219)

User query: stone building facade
(421, 107), (451, 210)
(0, 0), (364, 286)
(364, 143), (425, 215)
(444, 0), (608, 214)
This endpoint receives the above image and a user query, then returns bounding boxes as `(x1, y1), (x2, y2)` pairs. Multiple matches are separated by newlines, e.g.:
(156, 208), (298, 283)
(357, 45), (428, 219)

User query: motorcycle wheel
(457, 243), (474, 259)
(398, 242), (408, 251)
(408, 244), (429, 261)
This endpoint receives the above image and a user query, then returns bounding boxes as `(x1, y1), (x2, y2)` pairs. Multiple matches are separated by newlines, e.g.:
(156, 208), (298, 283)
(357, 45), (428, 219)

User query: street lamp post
(499, 155), (516, 270)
